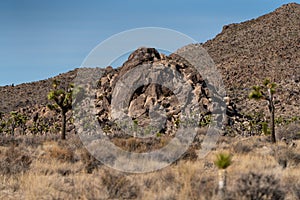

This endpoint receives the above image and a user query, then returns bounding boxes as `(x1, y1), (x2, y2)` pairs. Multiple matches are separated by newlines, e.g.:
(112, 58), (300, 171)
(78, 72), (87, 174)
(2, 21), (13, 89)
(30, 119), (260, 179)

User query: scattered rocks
(203, 3), (300, 118)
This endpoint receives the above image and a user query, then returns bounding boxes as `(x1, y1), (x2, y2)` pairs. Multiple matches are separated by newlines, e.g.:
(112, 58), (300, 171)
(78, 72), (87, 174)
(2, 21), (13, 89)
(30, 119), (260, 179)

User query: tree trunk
(270, 102), (276, 143)
(268, 89), (276, 143)
(61, 111), (66, 140)
(11, 123), (15, 136)
(217, 169), (227, 199)
(22, 125), (26, 135)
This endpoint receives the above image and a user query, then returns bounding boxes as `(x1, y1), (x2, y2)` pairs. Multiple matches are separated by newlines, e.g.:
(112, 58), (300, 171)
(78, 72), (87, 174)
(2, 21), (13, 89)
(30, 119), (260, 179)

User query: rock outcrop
(95, 47), (222, 137)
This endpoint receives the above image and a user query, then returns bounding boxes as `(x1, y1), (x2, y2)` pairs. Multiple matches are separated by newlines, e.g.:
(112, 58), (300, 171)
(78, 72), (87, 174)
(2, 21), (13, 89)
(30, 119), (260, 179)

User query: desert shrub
(180, 148), (198, 161)
(276, 122), (300, 141)
(112, 136), (171, 153)
(292, 183), (300, 199)
(287, 150), (300, 167)
(0, 135), (58, 148)
(80, 149), (102, 174)
(191, 176), (217, 199)
(64, 135), (83, 149)
(45, 143), (75, 163)
(101, 170), (140, 199)
(0, 145), (32, 176)
(234, 172), (285, 200)
(160, 170), (175, 184)
(112, 137), (144, 152)
(232, 142), (252, 154)
(0, 135), (18, 146)
(23, 135), (56, 147)
(50, 147), (74, 162)
(274, 146), (300, 168)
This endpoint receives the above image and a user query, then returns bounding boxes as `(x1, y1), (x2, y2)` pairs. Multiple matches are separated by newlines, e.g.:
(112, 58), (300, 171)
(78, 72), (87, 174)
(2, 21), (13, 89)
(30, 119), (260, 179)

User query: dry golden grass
(0, 135), (299, 199)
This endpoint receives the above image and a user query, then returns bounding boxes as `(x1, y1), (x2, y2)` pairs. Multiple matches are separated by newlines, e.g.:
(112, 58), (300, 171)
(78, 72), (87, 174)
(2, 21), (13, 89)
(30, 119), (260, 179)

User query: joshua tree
(214, 152), (232, 199)
(7, 111), (27, 135)
(0, 112), (6, 134)
(249, 79), (276, 143)
(8, 112), (17, 136)
(48, 80), (73, 140)
(17, 113), (27, 135)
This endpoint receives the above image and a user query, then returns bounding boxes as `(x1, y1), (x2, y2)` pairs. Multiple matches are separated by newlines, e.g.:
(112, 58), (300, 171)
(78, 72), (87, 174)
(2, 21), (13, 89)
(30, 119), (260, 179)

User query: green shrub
(214, 153), (232, 170)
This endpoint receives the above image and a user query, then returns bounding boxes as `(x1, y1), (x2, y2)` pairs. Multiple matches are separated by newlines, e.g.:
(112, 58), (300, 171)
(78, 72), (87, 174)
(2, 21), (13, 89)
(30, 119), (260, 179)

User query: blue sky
(0, 0), (298, 86)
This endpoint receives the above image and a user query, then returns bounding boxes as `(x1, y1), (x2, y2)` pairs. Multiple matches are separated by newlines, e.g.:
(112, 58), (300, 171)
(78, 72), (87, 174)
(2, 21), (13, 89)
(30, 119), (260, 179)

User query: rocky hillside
(94, 47), (225, 137)
(203, 2), (300, 118)
(0, 69), (77, 113)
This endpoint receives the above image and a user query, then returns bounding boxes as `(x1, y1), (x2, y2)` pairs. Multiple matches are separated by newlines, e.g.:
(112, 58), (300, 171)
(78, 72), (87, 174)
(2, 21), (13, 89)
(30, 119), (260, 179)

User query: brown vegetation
(0, 134), (299, 199)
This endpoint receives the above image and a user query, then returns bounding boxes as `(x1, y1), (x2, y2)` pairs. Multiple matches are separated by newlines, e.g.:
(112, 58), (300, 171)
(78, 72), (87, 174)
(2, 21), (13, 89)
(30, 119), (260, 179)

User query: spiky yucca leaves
(215, 152), (232, 199)
(8, 111), (27, 136)
(263, 78), (276, 93)
(47, 80), (73, 112)
(249, 78), (277, 143)
(249, 86), (263, 99)
(214, 153), (232, 170)
(48, 80), (73, 140)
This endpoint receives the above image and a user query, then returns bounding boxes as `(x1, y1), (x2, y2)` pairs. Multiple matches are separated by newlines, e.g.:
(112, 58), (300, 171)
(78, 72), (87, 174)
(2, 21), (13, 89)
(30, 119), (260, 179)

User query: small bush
(80, 149), (102, 173)
(276, 122), (300, 141)
(0, 145), (32, 176)
(44, 142), (75, 163)
(287, 151), (300, 167)
(232, 142), (252, 154)
(101, 170), (140, 199)
(180, 148), (198, 161)
(50, 147), (74, 162)
(292, 183), (300, 199)
(112, 136), (171, 153)
(235, 172), (285, 200)
(191, 176), (217, 199)
(274, 146), (300, 168)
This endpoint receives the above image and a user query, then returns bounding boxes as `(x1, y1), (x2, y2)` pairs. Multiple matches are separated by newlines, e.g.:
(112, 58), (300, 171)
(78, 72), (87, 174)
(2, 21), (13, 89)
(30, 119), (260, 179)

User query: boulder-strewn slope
(203, 3), (300, 118)
(0, 69), (77, 113)
(94, 47), (222, 137)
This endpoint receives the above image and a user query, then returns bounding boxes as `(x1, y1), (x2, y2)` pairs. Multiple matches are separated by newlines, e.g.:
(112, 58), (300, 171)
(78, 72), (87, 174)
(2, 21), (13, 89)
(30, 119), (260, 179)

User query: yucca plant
(214, 152), (232, 199)
(0, 112), (5, 134)
(8, 111), (27, 136)
(16, 112), (27, 135)
(48, 79), (73, 140)
(215, 153), (232, 170)
(249, 78), (277, 143)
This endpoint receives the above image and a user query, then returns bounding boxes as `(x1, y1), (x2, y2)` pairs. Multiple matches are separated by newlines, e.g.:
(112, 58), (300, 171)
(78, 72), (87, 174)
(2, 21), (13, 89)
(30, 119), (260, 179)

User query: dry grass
(0, 135), (299, 199)
(0, 145), (32, 176)
(41, 141), (76, 163)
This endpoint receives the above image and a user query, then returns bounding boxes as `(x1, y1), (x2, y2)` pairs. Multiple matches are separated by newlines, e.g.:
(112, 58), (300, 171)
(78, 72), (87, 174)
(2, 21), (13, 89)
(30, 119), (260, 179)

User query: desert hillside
(203, 2), (300, 118)
(0, 69), (77, 113)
